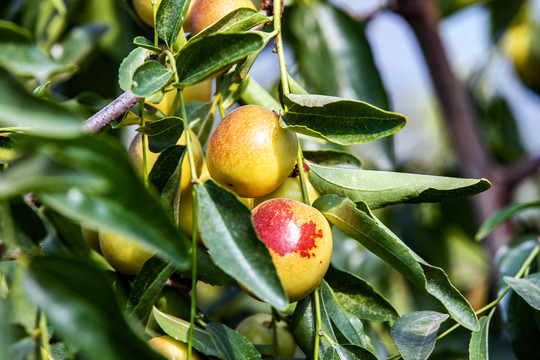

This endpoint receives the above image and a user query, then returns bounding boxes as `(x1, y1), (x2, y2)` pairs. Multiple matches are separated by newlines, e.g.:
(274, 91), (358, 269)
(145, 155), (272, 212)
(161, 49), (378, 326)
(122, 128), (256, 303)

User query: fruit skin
(253, 174), (319, 207)
(184, 0), (256, 36)
(133, 0), (161, 27)
(148, 335), (202, 360)
(251, 198), (333, 303)
(128, 128), (203, 194)
(147, 80), (213, 116)
(504, 23), (540, 93)
(235, 313), (296, 357)
(206, 105), (298, 198)
(99, 231), (154, 275)
(81, 224), (101, 253)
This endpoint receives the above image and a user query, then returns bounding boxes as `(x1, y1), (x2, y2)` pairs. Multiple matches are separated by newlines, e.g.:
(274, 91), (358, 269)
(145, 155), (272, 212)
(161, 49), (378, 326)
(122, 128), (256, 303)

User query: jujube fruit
(253, 173), (319, 207)
(148, 335), (202, 360)
(99, 231), (154, 275)
(206, 105), (298, 198)
(251, 198), (333, 302)
(235, 313), (296, 357)
(184, 0), (257, 36)
(133, 0), (161, 27)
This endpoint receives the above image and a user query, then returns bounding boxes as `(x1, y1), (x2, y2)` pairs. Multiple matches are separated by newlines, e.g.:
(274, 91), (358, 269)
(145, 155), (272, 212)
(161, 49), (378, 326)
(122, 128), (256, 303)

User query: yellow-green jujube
(206, 105), (298, 198)
(133, 0), (161, 27)
(147, 80), (213, 116)
(251, 198), (333, 303)
(128, 128), (203, 194)
(148, 335), (202, 360)
(503, 23), (540, 92)
(184, 0), (257, 36)
(253, 174), (319, 207)
(235, 313), (296, 357)
(99, 231), (154, 275)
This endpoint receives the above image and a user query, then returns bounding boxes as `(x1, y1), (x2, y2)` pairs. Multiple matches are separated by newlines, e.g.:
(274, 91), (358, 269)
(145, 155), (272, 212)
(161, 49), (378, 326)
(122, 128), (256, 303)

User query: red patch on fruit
(253, 200), (322, 258)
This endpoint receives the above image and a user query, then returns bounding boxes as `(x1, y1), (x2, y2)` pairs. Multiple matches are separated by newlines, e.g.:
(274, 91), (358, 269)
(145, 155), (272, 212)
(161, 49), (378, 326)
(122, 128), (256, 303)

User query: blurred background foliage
(1, 0), (540, 359)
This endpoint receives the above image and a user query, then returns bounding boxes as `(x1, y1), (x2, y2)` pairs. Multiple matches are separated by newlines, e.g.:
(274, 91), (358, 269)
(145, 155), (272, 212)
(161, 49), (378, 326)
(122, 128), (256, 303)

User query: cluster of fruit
(88, 0), (335, 358)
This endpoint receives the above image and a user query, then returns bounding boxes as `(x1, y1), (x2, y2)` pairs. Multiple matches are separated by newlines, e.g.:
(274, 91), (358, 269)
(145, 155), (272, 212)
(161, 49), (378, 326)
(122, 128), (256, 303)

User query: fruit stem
(296, 139), (310, 205)
(152, 0), (159, 48)
(140, 99), (149, 186)
(215, 76), (226, 119)
(165, 50), (180, 84)
(273, 0), (289, 97)
(313, 286), (323, 359)
(178, 89), (199, 184)
(39, 311), (51, 357)
(271, 307), (280, 357)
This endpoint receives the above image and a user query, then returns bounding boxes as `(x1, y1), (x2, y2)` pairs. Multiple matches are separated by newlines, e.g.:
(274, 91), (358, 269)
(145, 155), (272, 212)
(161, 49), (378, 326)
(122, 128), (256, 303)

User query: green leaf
(0, 136), (191, 272)
(304, 150), (362, 170)
(324, 344), (378, 360)
(504, 273), (540, 311)
(320, 280), (368, 349)
(118, 46), (152, 92)
(0, 43), (76, 80)
(190, 7), (270, 40)
(23, 255), (163, 360)
(469, 310), (494, 360)
(156, 0), (189, 47)
(0, 297), (9, 360)
(324, 265), (399, 322)
(284, 2), (389, 108)
(177, 247), (235, 286)
(127, 257), (176, 321)
(137, 117), (184, 153)
(390, 311), (449, 360)
(505, 288), (540, 360)
(206, 323), (262, 360)
(291, 295), (316, 356)
(476, 201), (540, 241)
(314, 195), (479, 331)
(0, 21), (33, 43)
(309, 163), (491, 209)
(489, 0), (526, 39)
(131, 60), (174, 97)
(238, 76), (282, 111)
(186, 101), (216, 147)
(133, 36), (162, 53)
(195, 181), (288, 309)
(177, 33), (264, 86)
(152, 307), (220, 357)
(281, 93), (406, 145)
(55, 23), (107, 65)
(231, 30), (276, 83)
(0, 70), (82, 138)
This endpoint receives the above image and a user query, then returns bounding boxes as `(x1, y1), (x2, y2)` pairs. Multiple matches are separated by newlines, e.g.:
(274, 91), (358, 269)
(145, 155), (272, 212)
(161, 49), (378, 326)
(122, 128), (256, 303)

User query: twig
(505, 154), (540, 192)
(83, 91), (141, 133)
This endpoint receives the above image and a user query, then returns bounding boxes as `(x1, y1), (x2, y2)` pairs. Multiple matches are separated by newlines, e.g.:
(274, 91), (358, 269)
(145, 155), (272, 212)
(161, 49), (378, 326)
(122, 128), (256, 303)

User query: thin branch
(505, 154), (540, 192)
(83, 91), (141, 133)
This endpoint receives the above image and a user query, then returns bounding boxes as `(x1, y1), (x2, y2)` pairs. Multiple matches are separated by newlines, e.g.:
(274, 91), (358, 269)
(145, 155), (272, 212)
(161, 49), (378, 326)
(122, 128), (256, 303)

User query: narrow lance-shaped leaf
(314, 195), (479, 331)
(303, 150), (362, 170)
(0, 136), (191, 271)
(152, 307), (220, 358)
(131, 60), (174, 97)
(190, 7), (270, 40)
(476, 201), (540, 241)
(156, 0), (189, 47)
(23, 256), (163, 360)
(127, 257), (176, 321)
(504, 273), (540, 311)
(469, 309), (495, 360)
(324, 265), (399, 322)
(505, 287), (540, 360)
(206, 323), (262, 360)
(390, 311), (449, 360)
(281, 93), (406, 145)
(195, 181), (288, 310)
(309, 162), (491, 209)
(176, 33), (264, 86)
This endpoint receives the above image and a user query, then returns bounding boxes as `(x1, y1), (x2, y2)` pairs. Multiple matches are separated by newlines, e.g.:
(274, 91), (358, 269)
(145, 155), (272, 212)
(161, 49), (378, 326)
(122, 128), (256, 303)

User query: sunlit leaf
(281, 93), (405, 145)
(206, 323), (262, 360)
(476, 201), (540, 241)
(469, 310), (494, 360)
(131, 60), (174, 97)
(504, 273), (540, 311)
(304, 150), (362, 170)
(314, 195), (479, 331)
(309, 163), (491, 209)
(156, 0), (189, 47)
(118, 46), (152, 92)
(190, 7), (270, 40)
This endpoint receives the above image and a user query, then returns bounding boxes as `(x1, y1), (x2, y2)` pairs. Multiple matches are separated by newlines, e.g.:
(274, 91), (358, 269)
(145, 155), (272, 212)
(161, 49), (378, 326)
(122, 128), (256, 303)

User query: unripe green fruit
(148, 335), (202, 360)
(251, 198), (333, 302)
(253, 174), (319, 207)
(206, 105), (298, 198)
(99, 231), (154, 275)
(235, 313), (296, 357)
(184, 0), (256, 36)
